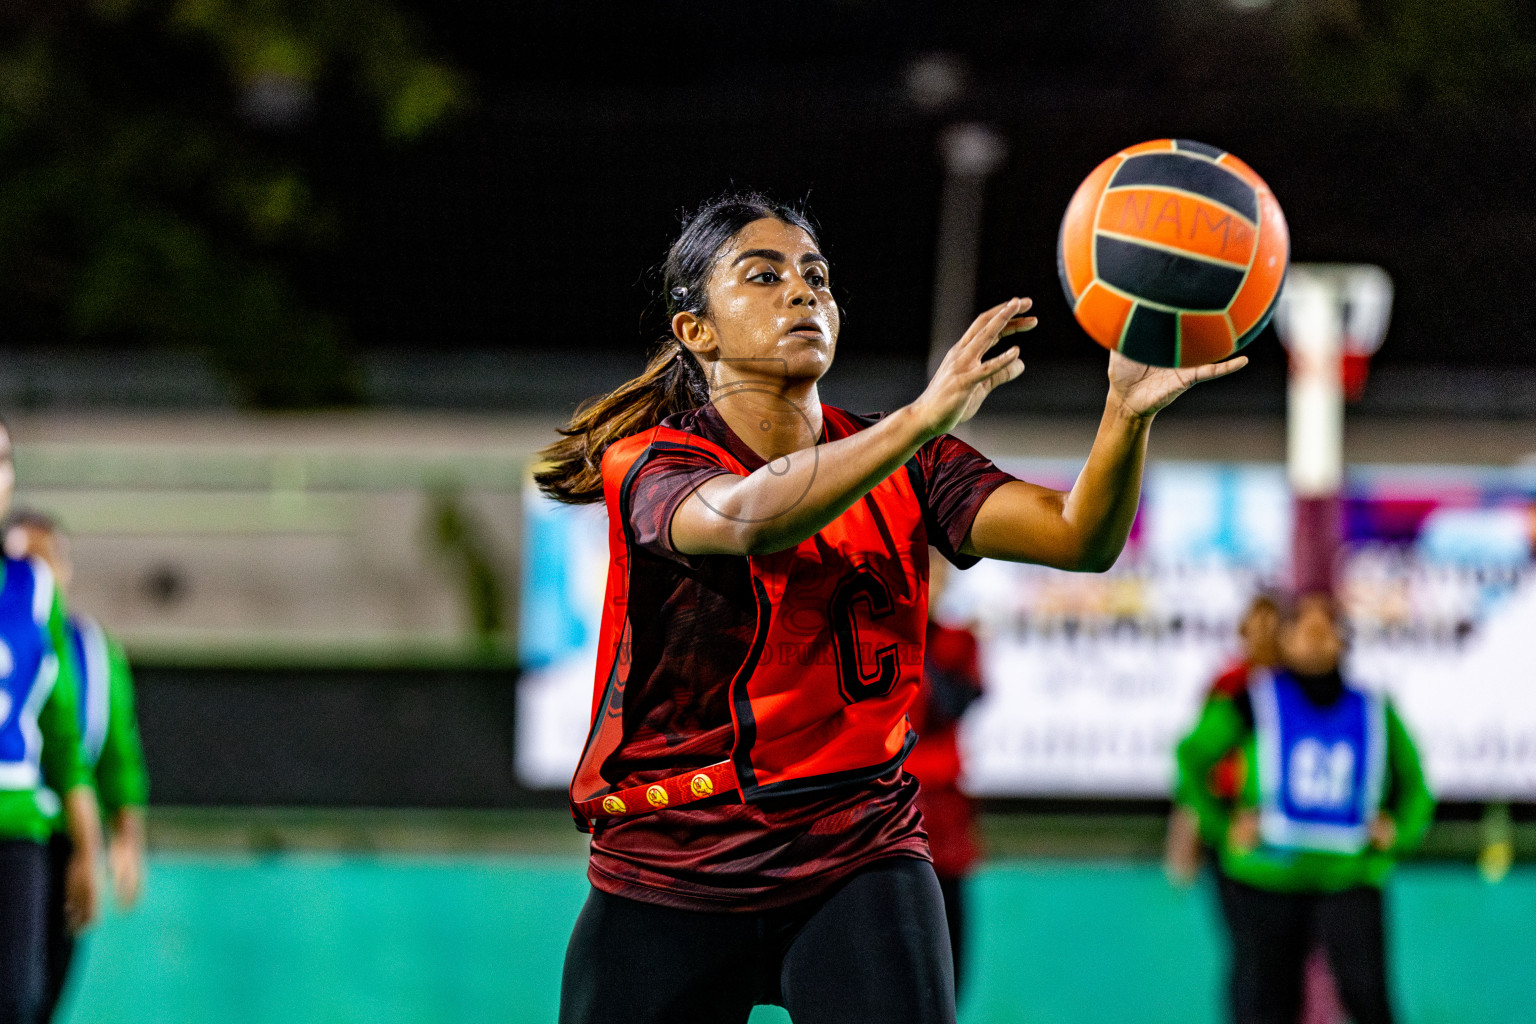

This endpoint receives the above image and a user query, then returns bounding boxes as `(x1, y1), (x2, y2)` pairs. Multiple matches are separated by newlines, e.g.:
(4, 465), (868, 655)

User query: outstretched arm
(962, 351), (1246, 571)
(1175, 697), (1248, 848)
(99, 638), (149, 908)
(1378, 702), (1435, 854)
(39, 588), (102, 932)
(672, 298), (1036, 557)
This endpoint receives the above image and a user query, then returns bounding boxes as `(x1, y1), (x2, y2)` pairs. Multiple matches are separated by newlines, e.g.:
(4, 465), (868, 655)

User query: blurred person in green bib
(1165, 592), (1282, 886)
(1176, 592), (1434, 1024)
(5, 510), (146, 1023)
(0, 428), (103, 1024)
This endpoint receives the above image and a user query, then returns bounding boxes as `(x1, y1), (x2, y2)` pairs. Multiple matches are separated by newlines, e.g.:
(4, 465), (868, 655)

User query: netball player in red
(537, 194), (1245, 1024)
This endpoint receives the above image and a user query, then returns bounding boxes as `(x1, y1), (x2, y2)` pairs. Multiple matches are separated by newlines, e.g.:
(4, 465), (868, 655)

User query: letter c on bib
(830, 566), (900, 703)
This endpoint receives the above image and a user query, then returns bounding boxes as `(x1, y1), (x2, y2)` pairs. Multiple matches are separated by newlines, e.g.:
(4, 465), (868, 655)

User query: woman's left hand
(1107, 349), (1248, 419)
(1226, 809), (1261, 854)
(1369, 812), (1398, 852)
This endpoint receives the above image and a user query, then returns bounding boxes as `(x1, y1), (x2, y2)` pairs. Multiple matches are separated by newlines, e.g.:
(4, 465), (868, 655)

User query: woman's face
(1239, 604), (1280, 665)
(675, 217), (839, 387)
(1280, 598), (1343, 675)
(4, 525), (69, 591)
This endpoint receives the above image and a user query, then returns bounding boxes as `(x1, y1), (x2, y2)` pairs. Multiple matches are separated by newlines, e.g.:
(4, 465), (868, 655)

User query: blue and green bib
(1252, 669), (1387, 854)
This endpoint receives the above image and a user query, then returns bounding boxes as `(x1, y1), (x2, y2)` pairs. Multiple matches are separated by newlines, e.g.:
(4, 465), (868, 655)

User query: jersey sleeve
(1209, 661), (1252, 698)
(909, 434), (1018, 569)
(95, 635), (149, 813)
(1382, 700), (1434, 854)
(38, 584), (91, 796)
(1174, 697), (1247, 845)
(624, 445), (737, 569)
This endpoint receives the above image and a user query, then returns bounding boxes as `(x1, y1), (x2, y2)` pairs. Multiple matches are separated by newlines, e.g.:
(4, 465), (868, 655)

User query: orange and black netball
(1057, 139), (1290, 368)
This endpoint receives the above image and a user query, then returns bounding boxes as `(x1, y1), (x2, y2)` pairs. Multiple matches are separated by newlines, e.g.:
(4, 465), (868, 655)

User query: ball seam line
(1093, 277), (1218, 317)
(1225, 192), (1271, 317)
(1093, 228), (1250, 271)
(1086, 154), (1123, 299)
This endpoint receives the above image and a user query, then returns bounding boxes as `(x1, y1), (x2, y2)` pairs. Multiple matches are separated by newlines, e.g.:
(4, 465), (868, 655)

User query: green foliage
(160, 0), (466, 139)
(1286, 0), (1536, 109)
(0, 1), (465, 408)
(427, 488), (509, 648)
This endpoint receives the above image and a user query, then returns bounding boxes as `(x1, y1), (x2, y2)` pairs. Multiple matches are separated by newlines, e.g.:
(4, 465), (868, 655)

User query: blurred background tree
(1280, 0), (1536, 108)
(0, 0), (464, 407)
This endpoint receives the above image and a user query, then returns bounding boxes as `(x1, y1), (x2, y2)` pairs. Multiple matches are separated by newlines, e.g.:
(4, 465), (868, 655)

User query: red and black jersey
(572, 402), (1015, 911)
(905, 622), (983, 794)
(1206, 658), (1255, 800)
(1210, 658), (1254, 700)
(905, 620), (985, 879)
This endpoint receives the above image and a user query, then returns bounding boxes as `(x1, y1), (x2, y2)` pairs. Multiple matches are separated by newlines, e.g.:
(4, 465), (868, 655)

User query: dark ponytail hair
(535, 192), (820, 505)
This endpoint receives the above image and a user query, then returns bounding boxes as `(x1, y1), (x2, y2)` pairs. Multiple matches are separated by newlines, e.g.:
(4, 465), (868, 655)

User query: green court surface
(59, 856), (1535, 1024)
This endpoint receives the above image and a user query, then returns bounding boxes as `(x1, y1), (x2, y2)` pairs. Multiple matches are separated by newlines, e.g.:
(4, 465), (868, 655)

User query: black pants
(560, 855), (955, 1024)
(1218, 875), (1394, 1024)
(0, 839), (50, 1024)
(935, 873), (966, 1000)
(40, 833), (77, 1024)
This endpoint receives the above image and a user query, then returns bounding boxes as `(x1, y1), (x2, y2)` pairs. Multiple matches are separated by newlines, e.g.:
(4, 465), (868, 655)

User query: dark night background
(313, 3), (1536, 375)
(6, 0), (1536, 409)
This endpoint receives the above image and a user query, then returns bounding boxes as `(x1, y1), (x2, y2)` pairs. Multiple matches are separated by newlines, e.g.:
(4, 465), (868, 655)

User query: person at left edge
(0, 422), (103, 1024)
(4, 509), (149, 1023)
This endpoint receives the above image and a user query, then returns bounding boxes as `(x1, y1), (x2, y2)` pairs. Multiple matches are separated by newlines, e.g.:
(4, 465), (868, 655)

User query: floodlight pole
(928, 125), (1007, 376)
(1276, 264), (1393, 597)
(1284, 270), (1345, 596)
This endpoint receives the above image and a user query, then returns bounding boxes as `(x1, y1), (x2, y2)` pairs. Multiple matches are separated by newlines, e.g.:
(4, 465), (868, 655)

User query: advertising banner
(519, 460), (1536, 799)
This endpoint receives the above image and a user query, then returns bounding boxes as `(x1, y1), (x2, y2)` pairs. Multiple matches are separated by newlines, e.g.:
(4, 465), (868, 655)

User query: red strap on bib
(572, 760), (738, 825)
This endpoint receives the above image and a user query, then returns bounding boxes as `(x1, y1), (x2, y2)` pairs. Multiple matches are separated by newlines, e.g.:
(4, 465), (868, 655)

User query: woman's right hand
(909, 297), (1035, 439)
